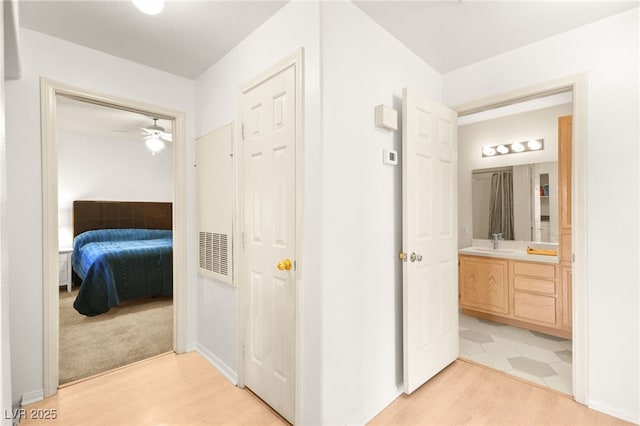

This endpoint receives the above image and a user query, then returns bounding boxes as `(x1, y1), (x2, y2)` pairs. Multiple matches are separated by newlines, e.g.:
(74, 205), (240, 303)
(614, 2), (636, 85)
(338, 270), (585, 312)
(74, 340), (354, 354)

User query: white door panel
(242, 65), (296, 422)
(403, 88), (459, 394)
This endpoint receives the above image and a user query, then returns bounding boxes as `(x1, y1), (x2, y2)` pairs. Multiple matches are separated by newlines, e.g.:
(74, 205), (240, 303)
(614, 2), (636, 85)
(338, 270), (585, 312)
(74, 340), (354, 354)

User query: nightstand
(58, 248), (73, 292)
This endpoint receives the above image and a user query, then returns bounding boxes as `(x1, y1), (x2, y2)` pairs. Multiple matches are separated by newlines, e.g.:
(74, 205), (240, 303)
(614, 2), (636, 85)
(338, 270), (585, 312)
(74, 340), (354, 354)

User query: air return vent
(199, 232), (229, 276)
(196, 123), (234, 285)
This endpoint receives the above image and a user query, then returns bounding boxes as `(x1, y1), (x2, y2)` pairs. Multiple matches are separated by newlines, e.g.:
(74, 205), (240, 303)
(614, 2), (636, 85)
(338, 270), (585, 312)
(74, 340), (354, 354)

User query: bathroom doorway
(453, 75), (586, 402)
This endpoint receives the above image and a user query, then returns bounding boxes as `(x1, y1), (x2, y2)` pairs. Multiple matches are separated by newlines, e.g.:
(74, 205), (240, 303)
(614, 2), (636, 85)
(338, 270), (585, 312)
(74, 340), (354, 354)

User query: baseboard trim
(588, 400), (639, 424)
(21, 390), (44, 406)
(361, 385), (404, 424)
(194, 343), (238, 385)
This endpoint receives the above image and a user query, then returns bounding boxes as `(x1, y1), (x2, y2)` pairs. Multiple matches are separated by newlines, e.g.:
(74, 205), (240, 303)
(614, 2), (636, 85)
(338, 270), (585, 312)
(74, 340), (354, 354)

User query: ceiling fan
(140, 118), (172, 154)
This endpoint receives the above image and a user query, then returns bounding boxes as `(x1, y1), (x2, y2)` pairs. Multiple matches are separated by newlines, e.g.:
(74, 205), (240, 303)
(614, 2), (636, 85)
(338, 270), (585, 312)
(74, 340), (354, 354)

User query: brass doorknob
(277, 258), (293, 271)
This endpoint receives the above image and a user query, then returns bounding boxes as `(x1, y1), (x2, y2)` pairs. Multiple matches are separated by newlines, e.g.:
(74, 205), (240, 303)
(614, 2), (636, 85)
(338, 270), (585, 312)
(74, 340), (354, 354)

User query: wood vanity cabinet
(558, 115), (573, 331)
(459, 256), (509, 315)
(511, 260), (558, 327)
(459, 255), (571, 339)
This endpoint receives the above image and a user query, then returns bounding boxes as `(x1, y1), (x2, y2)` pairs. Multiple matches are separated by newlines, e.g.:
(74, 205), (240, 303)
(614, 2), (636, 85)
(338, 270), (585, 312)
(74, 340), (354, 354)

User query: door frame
(452, 73), (588, 405)
(235, 48), (304, 424)
(40, 78), (188, 397)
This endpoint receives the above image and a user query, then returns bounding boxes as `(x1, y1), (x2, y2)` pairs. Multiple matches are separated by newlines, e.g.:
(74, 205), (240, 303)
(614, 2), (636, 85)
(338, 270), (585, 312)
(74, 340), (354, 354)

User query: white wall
(57, 130), (173, 247)
(1, 3), (15, 423)
(319, 2), (442, 424)
(444, 9), (639, 423)
(194, 1), (444, 423)
(458, 103), (571, 247)
(5, 28), (196, 403)
(194, 1), (323, 423)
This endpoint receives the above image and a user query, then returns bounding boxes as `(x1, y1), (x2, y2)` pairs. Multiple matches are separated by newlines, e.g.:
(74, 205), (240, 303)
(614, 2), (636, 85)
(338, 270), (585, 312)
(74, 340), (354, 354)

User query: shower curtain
(488, 171), (514, 240)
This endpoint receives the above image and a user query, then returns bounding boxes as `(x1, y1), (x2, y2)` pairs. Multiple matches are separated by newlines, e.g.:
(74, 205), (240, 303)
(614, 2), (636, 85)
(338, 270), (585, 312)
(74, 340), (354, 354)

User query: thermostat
(383, 149), (398, 165)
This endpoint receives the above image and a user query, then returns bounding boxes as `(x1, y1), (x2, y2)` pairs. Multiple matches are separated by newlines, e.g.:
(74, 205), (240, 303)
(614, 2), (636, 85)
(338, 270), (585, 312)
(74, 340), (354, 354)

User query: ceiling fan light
(145, 136), (165, 153)
(133, 0), (164, 15)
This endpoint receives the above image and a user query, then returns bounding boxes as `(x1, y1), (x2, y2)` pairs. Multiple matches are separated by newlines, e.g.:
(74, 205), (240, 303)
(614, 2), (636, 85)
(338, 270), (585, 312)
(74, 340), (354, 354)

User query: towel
(526, 246), (557, 256)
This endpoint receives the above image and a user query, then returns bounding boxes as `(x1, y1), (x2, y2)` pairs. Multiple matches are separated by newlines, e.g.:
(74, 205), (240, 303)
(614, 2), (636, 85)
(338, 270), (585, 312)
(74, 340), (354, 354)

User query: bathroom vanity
(458, 247), (571, 339)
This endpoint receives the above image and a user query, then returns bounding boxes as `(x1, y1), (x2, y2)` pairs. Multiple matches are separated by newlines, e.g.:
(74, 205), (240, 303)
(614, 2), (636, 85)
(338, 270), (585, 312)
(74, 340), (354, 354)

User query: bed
(71, 201), (173, 316)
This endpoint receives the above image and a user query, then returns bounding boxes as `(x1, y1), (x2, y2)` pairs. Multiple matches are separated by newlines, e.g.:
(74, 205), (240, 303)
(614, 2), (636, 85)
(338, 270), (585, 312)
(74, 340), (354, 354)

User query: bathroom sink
(458, 246), (559, 264)
(463, 247), (514, 254)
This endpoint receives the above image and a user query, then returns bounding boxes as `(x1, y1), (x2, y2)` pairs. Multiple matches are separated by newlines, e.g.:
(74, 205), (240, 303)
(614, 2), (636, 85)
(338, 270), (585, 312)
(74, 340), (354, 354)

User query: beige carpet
(59, 288), (173, 384)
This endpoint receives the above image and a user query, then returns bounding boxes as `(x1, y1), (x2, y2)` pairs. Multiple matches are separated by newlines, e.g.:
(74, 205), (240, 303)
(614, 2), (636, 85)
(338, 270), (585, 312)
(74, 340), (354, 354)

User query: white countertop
(458, 239), (559, 264)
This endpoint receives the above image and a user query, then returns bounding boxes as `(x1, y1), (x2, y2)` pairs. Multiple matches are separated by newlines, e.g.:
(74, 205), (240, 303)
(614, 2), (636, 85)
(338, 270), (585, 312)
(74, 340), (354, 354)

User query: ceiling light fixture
(132, 0), (164, 15)
(528, 139), (542, 150)
(511, 142), (525, 152)
(481, 138), (544, 157)
(482, 146), (496, 157)
(145, 135), (165, 154)
(141, 118), (171, 154)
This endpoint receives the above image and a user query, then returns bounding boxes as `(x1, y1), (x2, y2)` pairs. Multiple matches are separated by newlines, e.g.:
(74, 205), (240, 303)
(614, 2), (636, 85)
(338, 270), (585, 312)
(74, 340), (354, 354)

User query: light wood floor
(369, 360), (631, 426)
(21, 352), (630, 425)
(21, 352), (285, 425)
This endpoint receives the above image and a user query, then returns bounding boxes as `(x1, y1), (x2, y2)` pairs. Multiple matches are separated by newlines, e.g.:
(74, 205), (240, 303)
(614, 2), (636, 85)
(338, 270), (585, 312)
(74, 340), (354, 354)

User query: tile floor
(459, 312), (573, 395)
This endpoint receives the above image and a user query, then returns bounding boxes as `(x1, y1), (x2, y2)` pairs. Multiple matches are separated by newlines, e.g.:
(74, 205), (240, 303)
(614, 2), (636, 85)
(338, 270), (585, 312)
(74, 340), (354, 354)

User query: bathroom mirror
(471, 161), (558, 242)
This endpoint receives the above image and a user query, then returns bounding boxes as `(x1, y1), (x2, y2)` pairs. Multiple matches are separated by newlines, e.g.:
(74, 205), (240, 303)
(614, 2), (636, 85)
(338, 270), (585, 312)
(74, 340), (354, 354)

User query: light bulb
(133, 0), (164, 15)
(496, 145), (509, 154)
(145, 136), (165, 153)
(511, 142), (524, 152)
(528, 139), (542, 150)
(482, 146), (496, 156)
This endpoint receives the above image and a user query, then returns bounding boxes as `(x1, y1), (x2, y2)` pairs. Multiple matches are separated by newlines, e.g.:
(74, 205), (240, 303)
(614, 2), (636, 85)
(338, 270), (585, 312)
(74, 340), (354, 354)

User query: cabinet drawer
(513, 277), (556, 295)
(514, 292), (556, 325)
(513, 261), (556, 279)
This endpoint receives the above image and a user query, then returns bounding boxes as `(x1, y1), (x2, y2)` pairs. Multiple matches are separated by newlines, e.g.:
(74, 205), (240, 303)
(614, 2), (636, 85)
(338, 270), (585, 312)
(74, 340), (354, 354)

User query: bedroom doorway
(40, 80), (188, 397)
(56, 98), (174, 385)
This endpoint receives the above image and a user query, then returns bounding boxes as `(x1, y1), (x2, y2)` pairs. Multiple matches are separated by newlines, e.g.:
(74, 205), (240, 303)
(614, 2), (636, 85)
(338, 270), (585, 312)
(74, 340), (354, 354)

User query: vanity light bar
(482, 138), (544, 157)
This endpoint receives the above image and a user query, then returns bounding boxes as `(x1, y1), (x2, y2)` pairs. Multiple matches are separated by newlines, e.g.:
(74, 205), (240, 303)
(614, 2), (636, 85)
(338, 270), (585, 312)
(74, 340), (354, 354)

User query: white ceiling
(457, 91), (573, 126)
(19, 0), (288, 79)
(19, 1), (638, 78)
(354, 1), (638, 73)
(56, 96), (173, 142)
(23, 0), (637, 137)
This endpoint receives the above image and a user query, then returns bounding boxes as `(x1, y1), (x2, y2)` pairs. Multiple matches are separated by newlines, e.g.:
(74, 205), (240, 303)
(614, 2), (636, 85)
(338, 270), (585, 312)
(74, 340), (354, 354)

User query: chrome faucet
(492, 233), (504, 249)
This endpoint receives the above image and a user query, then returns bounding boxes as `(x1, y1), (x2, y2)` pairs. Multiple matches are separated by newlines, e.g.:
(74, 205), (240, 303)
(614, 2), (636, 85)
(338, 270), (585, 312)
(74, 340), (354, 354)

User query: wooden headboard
(73, 200), (173, 237)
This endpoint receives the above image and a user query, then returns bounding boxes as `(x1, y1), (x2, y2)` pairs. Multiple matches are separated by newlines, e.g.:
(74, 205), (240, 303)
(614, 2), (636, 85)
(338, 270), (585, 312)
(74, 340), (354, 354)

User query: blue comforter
(72, 229), (173, 316)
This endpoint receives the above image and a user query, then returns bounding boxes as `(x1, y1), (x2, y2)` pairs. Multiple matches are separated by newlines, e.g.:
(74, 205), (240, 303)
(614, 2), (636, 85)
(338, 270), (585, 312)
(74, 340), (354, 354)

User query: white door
(241, 64), (296, 422)
(402, 88), (459, 394)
